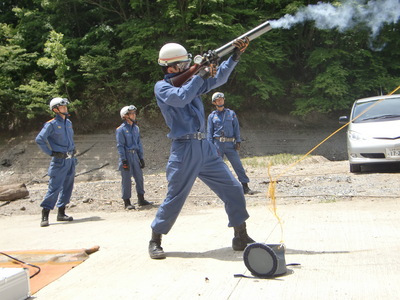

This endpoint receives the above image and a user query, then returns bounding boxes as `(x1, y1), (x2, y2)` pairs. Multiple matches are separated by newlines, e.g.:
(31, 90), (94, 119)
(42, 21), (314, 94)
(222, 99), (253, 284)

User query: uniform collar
(55, 114), (65, 122)
(124, 120), (136, 127)
(164, 73), (176, 80)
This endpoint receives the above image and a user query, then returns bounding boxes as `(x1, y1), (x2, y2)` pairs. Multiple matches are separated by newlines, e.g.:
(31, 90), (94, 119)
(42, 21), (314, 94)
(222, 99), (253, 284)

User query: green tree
(1, 0), (399, 132)
(0, 23), (39, 130)
(37, 30), (71, 95)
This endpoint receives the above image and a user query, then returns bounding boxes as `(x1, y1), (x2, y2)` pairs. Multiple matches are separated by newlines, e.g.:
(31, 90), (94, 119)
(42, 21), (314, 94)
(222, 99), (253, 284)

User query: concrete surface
(1, 198), (399, 299)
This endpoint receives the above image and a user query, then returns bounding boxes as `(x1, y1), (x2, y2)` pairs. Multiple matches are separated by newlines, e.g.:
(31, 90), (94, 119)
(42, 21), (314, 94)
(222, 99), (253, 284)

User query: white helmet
(49, 97), (69, 110)
(158, 43), (192, 66)
(120, 105), (137, 119)
(212, 92), (224, 103)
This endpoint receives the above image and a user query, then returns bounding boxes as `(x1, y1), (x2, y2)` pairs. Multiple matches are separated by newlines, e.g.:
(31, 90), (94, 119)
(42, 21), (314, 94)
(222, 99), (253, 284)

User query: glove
(232, 37), (250, 61)
(122, 160), (129, 171)
(139, 159), (145, 169)
(235, 142), (241, 151)
(198, 67), (211, 79)
(209, 63), (217, 77)
(198, 64), (217, 79)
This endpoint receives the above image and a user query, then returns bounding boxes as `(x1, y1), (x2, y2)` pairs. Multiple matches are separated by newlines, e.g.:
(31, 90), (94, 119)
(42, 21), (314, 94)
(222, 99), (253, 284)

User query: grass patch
(319, 198), (337, 203)
(241, 154), (305, 168)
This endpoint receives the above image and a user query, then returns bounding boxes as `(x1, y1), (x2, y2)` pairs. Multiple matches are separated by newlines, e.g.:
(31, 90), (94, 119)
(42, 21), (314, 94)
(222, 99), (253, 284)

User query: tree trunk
(0, 183), (29, 201)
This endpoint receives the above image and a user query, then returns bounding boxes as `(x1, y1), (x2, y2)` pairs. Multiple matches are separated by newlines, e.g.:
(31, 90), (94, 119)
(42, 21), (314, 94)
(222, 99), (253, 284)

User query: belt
(176, 132), (205, 140)
(127, 149), (136, 153)
(214, 137), (236, 142)
(52, 151), (75, 159)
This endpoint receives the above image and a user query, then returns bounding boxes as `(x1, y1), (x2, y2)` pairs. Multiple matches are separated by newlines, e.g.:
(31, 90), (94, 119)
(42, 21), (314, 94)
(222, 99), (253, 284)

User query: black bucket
(243, 243), (287, 277)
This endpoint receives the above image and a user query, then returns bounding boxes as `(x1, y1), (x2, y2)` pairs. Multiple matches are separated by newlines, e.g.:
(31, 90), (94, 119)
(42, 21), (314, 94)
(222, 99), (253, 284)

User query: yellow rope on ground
(267, 85), (400, 243)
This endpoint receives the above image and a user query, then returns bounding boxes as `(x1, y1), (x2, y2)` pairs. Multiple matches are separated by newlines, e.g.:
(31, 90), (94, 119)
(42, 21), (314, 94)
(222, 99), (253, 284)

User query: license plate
(386, 148), (400, 158)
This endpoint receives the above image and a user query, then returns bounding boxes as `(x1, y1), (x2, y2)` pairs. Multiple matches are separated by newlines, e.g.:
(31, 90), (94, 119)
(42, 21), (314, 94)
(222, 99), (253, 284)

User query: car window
(352, 97), (400, 123)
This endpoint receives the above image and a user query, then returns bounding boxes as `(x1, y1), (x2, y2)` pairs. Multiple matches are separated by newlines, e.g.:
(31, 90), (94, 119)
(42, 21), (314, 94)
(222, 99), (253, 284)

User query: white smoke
(270, 0), (400, 39)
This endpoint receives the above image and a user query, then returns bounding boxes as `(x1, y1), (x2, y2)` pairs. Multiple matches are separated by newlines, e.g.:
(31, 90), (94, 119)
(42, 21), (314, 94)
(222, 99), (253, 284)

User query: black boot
(40, 208), (50, 227)
(57, 206), (73, 222)
(241, 182), (252, 195)
(149, 231), (166, 259)
(137, 194), (151, 206)
(123, 199), (135, 210)
(232, 222), (255, 251)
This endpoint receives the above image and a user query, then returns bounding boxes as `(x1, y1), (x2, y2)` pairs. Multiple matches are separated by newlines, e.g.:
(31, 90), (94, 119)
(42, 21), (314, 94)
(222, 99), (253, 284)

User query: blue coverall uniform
(35, 114), (76, 210)
(151, 56), (250, 235)
(207, 108), (250, 184)
(116, 122), (145, 199)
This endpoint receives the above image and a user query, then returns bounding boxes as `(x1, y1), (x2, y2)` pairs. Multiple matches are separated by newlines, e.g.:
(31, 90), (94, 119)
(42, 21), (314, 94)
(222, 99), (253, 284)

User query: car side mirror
(339, 116), (349, 124)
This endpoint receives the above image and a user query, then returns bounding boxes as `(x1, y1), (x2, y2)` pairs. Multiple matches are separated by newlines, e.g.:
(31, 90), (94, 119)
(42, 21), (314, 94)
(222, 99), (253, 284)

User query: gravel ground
(1, 112), (400, 219)
(1, 155), (399, 220)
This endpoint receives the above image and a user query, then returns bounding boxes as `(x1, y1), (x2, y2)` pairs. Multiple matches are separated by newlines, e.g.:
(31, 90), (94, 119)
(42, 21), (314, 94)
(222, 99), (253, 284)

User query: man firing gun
(148, 37), (255, 259)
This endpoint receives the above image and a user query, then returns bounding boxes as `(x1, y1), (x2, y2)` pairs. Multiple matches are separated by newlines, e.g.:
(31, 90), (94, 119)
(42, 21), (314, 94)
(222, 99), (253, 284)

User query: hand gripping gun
(169, 20), (272, 87)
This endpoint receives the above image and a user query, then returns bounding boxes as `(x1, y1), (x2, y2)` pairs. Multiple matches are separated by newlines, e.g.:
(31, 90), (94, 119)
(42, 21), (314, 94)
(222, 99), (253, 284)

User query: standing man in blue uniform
(35, 97), (77, 227)
(149, 38), (255, 259)
(116, 105), (151, 209)
(207, 92), (253, 194)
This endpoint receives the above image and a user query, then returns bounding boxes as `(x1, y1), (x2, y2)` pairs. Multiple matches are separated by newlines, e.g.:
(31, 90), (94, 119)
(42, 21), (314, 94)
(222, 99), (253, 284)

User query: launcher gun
(169, 20), (272, 87)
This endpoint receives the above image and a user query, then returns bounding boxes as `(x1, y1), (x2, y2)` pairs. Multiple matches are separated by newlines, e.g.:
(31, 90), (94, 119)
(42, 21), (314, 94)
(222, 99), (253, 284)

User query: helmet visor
(174, 60), (191, 72)
(59, 98), (69, 106)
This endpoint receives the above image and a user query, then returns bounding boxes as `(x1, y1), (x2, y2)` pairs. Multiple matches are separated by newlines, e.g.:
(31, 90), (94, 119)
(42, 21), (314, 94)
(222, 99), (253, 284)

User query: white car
(339, 94), (400, 173)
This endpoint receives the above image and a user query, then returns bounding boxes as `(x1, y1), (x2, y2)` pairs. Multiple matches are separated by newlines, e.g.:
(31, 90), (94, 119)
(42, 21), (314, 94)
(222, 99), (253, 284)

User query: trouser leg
(121, 170), (135, 209)
(199, 142), (249, 227)
(131, 154), (145, 195)
(41, 158), (70, 210)
(55, 160), (75, 221)
(129, 154), (150, 205)
(151, 140), (201, 234)
(225, 146), (249, 184)
(41, 177), (62, 210)
(121, 168), (132, 200)
(151, 159), (197, 234)
(200, 142), (254, 249)
(56, 159), (75, 208)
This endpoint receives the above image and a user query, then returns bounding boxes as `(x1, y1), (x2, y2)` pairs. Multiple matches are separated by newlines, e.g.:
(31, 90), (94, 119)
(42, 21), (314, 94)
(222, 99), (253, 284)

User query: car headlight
(348, 130), (366, 141)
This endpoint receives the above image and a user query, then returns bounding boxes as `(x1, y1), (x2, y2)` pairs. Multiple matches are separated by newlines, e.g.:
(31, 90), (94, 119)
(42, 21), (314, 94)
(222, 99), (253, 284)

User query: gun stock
(169, 64), (202, 88)
(170, 20), (272, 87)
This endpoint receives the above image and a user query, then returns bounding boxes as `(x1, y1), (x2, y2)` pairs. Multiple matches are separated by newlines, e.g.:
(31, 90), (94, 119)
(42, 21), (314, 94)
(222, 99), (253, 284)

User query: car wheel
(350, 164), (361, 173)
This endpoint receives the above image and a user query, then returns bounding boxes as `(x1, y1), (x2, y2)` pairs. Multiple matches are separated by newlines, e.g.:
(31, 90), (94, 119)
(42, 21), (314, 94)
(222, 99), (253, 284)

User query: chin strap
(55, 107), (69, 117)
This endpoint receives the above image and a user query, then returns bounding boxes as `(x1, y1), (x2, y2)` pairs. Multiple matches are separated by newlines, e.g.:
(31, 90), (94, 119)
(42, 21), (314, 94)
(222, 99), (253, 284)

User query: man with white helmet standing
(35, 97), (77, 227)
(149, 38), (255, 259)
(207, 92), (253, 194)
(116, 105), (150, 210)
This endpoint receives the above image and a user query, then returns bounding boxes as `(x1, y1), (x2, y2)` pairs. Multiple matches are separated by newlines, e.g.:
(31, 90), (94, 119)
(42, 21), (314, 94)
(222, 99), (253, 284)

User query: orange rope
(267, 85), (400, 243)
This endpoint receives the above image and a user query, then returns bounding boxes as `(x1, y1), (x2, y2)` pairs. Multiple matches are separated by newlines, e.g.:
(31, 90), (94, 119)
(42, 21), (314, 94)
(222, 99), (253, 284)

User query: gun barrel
(215, 20), (272, 58)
